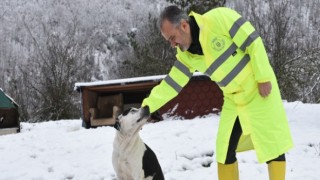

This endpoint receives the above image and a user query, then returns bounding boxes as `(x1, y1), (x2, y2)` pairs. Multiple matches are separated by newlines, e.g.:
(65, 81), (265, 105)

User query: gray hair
(158, 5), (189, 29)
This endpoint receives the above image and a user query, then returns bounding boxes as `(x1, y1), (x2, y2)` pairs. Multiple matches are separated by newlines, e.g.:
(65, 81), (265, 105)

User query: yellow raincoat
(142, 7), (293, 163)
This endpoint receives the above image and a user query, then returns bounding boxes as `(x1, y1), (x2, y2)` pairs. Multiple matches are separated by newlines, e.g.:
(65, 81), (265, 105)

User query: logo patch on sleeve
(211, 37), (225, 51)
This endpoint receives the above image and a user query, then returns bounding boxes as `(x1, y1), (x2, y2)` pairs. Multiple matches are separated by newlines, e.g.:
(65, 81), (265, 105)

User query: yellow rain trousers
(142, 7), (293, 163)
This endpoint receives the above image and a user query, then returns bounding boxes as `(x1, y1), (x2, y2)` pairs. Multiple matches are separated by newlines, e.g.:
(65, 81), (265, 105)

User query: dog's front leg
(134, 170), (145, 180)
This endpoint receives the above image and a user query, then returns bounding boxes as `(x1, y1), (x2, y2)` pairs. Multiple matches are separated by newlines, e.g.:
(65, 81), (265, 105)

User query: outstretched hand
(258, 81), (272, 97)
(141, 106), (150, 117)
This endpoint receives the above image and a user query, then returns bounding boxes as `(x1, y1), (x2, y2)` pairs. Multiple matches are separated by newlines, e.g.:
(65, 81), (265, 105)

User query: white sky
(0, 101), (319, 180)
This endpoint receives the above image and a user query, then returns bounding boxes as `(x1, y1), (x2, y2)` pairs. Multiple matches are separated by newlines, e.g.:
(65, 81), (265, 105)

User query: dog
(112, 107), (164, 180)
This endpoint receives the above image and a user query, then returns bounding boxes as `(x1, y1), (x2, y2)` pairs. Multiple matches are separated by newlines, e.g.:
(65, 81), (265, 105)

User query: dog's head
(114, 107), (150, 135)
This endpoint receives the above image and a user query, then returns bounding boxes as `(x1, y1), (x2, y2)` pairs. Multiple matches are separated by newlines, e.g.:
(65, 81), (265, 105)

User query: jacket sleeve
(142, 59), (193, 113)
(210, 7), (274, 82)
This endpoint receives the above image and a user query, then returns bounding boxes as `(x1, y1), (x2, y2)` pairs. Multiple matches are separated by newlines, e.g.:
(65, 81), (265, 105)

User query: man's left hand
(258, 81), (272, 97)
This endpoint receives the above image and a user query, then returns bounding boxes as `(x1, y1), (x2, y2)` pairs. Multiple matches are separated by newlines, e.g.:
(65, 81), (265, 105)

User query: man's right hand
(258, 81), (272, 98)
(141, 106), (150, 117)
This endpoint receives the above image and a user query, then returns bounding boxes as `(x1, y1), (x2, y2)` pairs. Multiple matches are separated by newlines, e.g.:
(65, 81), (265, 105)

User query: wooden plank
(0, 128), (19, 136)
(82, 89), (98, 123)
(86, 82), (159, 92)
(90, 118), (115, 126)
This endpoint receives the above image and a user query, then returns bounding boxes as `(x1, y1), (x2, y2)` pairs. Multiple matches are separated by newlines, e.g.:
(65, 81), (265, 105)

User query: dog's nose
(141, 106), (150, 117)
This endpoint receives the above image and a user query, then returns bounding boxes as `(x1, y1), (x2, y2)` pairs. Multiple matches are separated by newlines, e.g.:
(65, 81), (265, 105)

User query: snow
(74, 74), (166, 89)
(0, 101), (319, 180)
(74, 72), (204, 89)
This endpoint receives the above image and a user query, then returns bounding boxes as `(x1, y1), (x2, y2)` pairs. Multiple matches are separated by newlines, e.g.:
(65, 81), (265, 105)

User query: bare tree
(20, 13), (95, 121)
(166, 0), (226, 13)
(119, 14), (176, 77)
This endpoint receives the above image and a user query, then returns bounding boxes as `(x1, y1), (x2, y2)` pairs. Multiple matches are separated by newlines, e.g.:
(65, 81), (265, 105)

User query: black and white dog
(112, 107), (164, 180)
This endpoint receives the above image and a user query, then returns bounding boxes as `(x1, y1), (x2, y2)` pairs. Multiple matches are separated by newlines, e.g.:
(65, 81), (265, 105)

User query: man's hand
(258, 81), (272, 97)
(141, 106), (150, 117)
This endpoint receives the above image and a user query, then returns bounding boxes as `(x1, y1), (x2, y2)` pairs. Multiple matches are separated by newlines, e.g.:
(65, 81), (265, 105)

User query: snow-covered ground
(0, 101), (319, 180)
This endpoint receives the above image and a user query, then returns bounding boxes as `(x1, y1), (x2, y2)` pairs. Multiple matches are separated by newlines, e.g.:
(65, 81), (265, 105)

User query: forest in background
(0, 0), (319, 121)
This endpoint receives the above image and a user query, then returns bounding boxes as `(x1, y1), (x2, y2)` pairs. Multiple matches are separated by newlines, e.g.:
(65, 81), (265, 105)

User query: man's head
(159, 5), (192, 51)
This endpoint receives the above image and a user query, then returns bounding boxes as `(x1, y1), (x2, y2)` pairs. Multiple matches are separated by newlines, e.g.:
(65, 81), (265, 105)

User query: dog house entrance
(89, 93), (123, 126)
(86, 90), (150, 127)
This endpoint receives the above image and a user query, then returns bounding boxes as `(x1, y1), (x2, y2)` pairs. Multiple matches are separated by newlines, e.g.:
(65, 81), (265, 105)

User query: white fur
(112, 108), (153, 180)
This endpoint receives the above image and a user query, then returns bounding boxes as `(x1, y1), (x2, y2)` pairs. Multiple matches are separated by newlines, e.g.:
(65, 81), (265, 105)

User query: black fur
(114, 121), (121, 131)
(143, 144), (164, 180)
(122, 108), (132, 116)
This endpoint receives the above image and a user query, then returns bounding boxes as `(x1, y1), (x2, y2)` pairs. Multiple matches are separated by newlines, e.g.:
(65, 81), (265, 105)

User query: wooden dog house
(0, 88), (20, 135)
(75, 73), (223, 128)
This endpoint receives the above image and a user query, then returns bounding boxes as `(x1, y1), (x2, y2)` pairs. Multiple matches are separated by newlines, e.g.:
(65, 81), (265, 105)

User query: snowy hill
(0, 101), (319, 180)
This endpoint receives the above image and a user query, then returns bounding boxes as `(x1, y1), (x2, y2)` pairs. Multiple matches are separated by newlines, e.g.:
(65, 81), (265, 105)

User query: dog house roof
(0, 88), (18, 108)
(74, 72), (206, 92)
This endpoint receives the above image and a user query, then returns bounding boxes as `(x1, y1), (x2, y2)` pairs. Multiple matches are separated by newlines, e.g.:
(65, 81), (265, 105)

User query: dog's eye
(130, 108), (138, 113)
(122, 107), (138, 116)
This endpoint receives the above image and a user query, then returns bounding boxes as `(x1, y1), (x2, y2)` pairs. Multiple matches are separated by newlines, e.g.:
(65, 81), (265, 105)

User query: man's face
(161, 19), (192, 51)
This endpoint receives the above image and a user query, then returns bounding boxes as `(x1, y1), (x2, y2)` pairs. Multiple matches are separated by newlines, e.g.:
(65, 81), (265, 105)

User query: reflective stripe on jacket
(142, 7), (293, 163)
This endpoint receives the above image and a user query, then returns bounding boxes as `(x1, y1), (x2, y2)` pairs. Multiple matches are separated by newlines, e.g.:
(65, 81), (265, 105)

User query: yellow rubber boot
(268, 161), (286, 180)
(217, 161), (239, 180)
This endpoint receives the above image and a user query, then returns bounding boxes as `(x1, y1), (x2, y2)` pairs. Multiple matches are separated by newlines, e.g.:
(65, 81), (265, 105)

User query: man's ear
(181, 19), (187, 26)
(180, 19), (190, 33)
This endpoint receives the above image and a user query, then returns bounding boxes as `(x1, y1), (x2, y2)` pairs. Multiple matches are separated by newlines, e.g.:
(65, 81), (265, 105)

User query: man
(141, 5), (293, 180)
